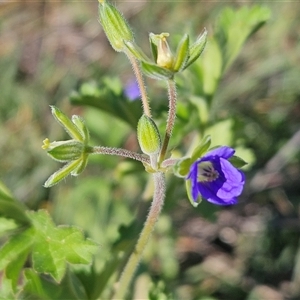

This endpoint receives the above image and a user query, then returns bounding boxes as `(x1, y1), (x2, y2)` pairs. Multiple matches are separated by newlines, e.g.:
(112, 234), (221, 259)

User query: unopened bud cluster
(42, 106), (91, 187)
(98, 0), (207, 80)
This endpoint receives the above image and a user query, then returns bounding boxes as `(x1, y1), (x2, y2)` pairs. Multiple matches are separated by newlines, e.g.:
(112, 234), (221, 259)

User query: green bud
(184, 28), (207, 70)
(98, 0), (134, 52)
(71, 115), (90, 145)
(50, 106), (83, 142)
(44, 159), (82, 188)
(172, 34), (189, 72)
(137, 115), (161, 156)
(42, 139), (84, 162)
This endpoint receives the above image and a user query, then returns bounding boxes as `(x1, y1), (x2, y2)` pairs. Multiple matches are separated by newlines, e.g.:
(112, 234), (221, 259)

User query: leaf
(0, 227), (34, 271)
(229, 155), (248, 168)
(0, 218), (18, 237)
(0, 180), (30, 225)
(5, 246), (30, 293)
(173, 157), (192, 178)
(23, 268), (88, 300)
(215, 5), (271, 71)
(204, 119), (233, 147)
(191, 135), (211, 161)
(70, 80), (143, 128)
(28, 210), (98, 282)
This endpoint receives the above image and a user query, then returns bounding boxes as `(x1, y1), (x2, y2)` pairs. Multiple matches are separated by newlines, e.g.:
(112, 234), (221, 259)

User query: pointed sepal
(191, 135), (211, 161)
(185, 179), (202, 207)
(184, 28), (207, 70)
(172, 34), (190, 72)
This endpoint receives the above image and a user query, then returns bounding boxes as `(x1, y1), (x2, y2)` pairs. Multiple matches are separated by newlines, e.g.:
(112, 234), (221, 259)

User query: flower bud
(137, 115), (161, 156)
(71, 115), (90, 145)
(156, 33), (173, 69)
(98, 0), (134, 52)
(50, 106), (83, 142)
(42, 139), (84, 162)
(44, 160), (81, 188)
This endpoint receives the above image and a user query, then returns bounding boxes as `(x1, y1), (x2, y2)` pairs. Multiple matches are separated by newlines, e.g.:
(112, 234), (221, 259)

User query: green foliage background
(0, 0), (300, 299)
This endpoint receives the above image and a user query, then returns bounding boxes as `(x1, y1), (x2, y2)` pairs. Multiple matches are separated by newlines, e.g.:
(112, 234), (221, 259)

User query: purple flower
(187, 146), (245, 206)
(124, 80), (140, 101)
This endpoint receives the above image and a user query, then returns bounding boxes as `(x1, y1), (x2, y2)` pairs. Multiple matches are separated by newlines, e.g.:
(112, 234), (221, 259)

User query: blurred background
(1, 0), (300, 299)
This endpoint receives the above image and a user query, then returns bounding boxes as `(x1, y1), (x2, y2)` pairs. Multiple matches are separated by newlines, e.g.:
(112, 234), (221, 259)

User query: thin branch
(126, 53), (151, 118)
(112, 172), (166, 299)
(91, 146), (150, 164)
(159, 79), (177, 164)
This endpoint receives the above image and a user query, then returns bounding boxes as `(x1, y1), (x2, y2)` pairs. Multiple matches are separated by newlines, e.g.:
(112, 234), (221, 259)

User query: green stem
(158, 79), (177, 164)
(126, 53), (152, 118)
(91, 146), (150, 164)
(112, 172), (166, 299)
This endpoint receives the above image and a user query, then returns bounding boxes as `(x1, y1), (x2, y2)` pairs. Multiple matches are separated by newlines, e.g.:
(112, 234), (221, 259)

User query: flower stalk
(158, 79), (177, 164)
(112, 172), (166, 299)
(91, 146), (150, 164)
(126, 53), (151, 118)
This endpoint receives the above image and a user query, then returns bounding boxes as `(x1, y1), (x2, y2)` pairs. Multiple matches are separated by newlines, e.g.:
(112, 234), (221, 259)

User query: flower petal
(216, 158), (245, 200)
(204, 146), (235, 160)
(197, 182), (237, 205)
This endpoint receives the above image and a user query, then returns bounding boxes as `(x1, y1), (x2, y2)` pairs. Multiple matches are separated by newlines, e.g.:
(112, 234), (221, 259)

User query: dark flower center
(197, 161), (219, 182)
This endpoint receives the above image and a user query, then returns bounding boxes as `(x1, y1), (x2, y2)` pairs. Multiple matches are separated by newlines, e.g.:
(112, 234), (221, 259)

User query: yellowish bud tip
(156, 33), (173, 69)
(42, 138), (50, 150)
(98, 0), (105, 4)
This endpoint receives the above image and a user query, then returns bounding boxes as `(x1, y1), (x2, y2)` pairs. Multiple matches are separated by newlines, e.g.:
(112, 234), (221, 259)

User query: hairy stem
(112, 172), (166, 299)
(91, 146), (150, 164)
(159, 79), (177, 164)
(126, 53), (151, 117)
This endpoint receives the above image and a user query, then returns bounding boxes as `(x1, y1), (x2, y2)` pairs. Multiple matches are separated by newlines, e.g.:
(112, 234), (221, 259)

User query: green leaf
(70, 80), (143, 129)
(191, 135), (211, 161)
(215, 6), (271, 71)
(141, 61), (174, 80)
(0, 218), (18, 237)
(0, 181), (30, 225)
(23, 268), (87, 300)
(173, 157), (192, 178)
(0, 227), (34, 271)
(28, 210), (98, 282)
(228, 155), (248, 168)
(204, 119), (233, 147)
(5, 246), (30, 293)
(197, 37), (223, 97)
